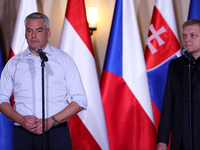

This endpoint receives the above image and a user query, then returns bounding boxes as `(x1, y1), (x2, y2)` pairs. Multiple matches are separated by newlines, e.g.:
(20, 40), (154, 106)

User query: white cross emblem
(146, 24), (166, 54)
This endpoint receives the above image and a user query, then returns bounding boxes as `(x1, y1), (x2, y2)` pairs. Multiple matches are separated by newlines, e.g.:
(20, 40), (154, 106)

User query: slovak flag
(101, 0), (156, 149)
(144, 0), (181, 134)
(59, 0), (109, 149)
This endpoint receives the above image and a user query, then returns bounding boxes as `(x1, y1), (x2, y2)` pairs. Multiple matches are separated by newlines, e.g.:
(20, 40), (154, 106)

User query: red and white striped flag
(100, 0), (156, 149)
(59, 0), (109, 149)
(9, 0), (38, 58)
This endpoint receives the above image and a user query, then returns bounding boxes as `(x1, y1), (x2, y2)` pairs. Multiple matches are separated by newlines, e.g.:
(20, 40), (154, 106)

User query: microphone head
(181, 47), (195, 62)
(35, 47), (42, 53)
(35, 47), (48, 62)
(182, 47), (188, 55)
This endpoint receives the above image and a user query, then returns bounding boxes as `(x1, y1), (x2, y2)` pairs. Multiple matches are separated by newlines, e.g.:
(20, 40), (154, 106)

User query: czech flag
(101, 0), (156, 149)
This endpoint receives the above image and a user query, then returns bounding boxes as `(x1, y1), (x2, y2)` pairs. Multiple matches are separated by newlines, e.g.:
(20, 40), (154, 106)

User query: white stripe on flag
(11, 0), (38, 55)
(123, 0), (154, 124)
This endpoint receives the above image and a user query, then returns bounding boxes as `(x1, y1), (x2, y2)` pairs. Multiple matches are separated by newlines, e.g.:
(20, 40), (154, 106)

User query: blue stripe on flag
(103, 0), (122, 77)
(188, 0), (200, 19)
(0, 113), (15, 150)
(147, 56), (177, 111)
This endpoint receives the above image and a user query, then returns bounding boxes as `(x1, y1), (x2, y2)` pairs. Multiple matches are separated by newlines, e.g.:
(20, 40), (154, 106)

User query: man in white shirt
(0, 12), (87, 150)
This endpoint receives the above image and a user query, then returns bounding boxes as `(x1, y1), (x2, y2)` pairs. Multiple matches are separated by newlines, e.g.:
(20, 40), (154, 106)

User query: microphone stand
(37, 47), (48, 150)
(188, 59), (192, 150)
(41, 60), (46, 150)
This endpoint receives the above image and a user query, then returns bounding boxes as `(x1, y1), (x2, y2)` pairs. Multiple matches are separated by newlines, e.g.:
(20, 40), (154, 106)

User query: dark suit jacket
(157, 56), (200, 150)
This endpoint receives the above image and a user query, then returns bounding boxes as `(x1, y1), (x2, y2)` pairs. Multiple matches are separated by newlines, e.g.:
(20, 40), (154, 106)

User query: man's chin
(29, 47), (39, 53)
(29, 46), (40, 50)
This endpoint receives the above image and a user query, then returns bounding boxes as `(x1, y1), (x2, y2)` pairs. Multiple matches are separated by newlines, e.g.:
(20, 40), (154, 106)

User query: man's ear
(47, 28), (51, 38)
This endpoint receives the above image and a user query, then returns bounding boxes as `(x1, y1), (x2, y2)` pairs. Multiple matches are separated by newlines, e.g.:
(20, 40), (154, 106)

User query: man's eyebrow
(36, 27), (44, 30)
(26, 28), (32, 30)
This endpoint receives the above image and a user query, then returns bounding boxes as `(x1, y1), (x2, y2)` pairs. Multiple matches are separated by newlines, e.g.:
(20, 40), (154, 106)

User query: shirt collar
(43, 43), (52, 56)
(23, 43), (52, 57)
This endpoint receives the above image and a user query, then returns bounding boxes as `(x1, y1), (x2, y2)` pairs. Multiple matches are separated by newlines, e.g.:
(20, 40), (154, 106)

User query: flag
(144, 0), (181, 135)
(9, 0), (38, 58)
(59, 0), (109, 149)
(188, 0), (200, 19)
(9, 0), (38, 107)
(0, 46), (15, 150)
(100, 0), (156, 149)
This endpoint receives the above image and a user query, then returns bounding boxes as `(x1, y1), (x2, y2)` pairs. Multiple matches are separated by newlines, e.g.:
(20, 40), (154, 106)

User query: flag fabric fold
(59, 0), (109, 149)
(144, 0), (181, 135)
(188, 0), (200, 20)
(0, 46), (15, 150)
(100, 0), (156, 149)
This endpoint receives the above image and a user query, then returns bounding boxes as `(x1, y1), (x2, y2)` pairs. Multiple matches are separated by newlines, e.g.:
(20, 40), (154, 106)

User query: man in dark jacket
(157, 19), (200, 150)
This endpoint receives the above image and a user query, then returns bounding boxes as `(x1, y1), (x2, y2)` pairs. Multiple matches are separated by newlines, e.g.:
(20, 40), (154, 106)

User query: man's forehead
(26, 19), (45, 29)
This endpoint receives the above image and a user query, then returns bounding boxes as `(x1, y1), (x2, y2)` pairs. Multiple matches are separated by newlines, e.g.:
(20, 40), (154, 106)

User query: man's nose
(32, 31), (36, 37)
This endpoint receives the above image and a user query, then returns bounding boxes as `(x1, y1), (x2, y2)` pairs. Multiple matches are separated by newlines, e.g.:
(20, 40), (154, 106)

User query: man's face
(25, 18), (51, 52)
(182, 24), (200, 59)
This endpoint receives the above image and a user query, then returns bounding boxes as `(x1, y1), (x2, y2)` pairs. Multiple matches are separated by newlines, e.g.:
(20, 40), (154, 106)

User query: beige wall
(0, 0), (190, 80)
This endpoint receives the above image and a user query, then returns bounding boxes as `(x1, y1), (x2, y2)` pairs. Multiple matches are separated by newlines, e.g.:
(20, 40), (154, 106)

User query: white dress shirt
(0, 44), (87, 121)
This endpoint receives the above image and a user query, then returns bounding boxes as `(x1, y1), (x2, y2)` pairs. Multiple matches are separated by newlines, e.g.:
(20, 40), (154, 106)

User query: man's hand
(156, 143), (167, 150)
(20, 115), (39, 131)
(29, 117), (53, 135)
(0, 103), (53, 135)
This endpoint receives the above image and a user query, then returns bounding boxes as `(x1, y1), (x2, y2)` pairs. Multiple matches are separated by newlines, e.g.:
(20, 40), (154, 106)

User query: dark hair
(25, 12), (49, 29)
(182, 19), (200, 29)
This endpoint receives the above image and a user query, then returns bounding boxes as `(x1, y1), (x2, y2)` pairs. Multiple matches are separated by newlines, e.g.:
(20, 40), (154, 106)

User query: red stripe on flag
(101, 71), (156, 150)
(66, 0), (93, 55)
(145, 7), (179, 70)
(151, 100), (160, 134)
(152, 100), (171, 150)
(8, 48), (15, 60)
(68, 115), (101, 150)
(9, 48), (15, 107)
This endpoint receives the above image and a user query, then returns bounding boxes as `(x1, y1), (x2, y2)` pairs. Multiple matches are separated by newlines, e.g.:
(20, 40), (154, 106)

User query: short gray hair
(25, 12), (49, 29)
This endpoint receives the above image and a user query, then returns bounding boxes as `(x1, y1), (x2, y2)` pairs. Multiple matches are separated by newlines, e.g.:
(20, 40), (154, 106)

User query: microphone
(182, 48), (195, 62)
(35, 47), (48, 62)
